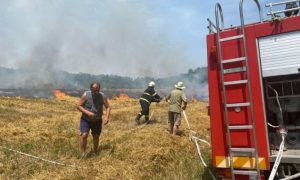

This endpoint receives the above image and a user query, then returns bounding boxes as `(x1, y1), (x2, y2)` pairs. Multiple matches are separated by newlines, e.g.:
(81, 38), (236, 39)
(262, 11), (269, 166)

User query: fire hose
(268, 132), (286, 180)
(267, 85), (287, 180)
(267, 85), (283, 129)
(181, 109), (216, 180)
(0, 145), (78, 168)
(182, 110), (191, 130)
(268, 85), (294, 180)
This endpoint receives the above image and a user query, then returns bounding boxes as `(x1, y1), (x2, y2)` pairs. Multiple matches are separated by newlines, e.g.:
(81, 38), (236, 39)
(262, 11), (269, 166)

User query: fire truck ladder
(215, 1), (263, 179)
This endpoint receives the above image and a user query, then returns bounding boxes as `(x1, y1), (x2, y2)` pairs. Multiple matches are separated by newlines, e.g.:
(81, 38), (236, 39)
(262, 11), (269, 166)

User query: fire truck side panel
(243, 25), (270, 169)
(207, 33), (227, 161)
(207, 15), (300, 173)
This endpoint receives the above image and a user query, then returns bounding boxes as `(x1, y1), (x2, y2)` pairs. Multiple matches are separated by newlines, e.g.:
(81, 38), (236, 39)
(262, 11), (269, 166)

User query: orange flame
(53, 90), (68, 100)
(112, 92), (130, 100)
(190, 97), (198, 103)
(118, 92), (129, 99)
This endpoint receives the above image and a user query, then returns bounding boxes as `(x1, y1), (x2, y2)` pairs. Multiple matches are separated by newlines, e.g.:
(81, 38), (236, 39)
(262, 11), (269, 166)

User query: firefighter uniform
(135, 82), (161, 125)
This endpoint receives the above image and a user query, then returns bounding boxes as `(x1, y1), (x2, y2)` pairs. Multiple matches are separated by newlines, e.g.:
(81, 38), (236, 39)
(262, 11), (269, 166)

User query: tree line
(0, 66), (207, 89)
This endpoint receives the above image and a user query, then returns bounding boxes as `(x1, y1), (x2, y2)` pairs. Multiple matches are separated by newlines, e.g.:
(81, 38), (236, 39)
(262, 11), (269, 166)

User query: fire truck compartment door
(258, 31), (300, 77)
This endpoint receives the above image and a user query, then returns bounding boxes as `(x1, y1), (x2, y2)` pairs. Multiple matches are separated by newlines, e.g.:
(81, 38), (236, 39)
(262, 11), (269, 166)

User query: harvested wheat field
(0, 95), (213, 179)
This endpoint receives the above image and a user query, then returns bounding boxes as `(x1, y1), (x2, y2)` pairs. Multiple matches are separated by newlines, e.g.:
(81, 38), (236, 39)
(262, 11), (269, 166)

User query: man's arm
(103, 97), (111, 125)
(153, 92), (161, 102)
(182, 92), (187, 110)
(165, 94), (171, 102)
(149, 88), (160, 102)
(77, 92), (94, 118)
(182, 101), (187, 110)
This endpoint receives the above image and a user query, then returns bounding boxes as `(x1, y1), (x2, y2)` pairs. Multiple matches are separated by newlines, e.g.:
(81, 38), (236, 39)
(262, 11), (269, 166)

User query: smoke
(58, 1), (189, 77)
(0, 0), (205, 89)
(15, 36), (63, 89)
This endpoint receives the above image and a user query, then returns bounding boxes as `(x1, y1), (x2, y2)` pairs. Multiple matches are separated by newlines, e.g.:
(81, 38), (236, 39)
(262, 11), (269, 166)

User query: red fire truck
(207, 0), (300, 179)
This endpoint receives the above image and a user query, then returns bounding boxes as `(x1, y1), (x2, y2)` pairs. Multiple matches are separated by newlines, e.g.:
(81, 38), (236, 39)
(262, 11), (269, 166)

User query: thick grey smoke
(15, 36), (63, 88)
(1, 1), (192, 77)
(59, 1), (189, 77)
(0, 0), (209, 98)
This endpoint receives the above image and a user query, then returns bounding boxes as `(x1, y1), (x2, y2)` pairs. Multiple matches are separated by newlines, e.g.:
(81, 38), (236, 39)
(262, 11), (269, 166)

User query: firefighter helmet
(148, 81), (155, 87)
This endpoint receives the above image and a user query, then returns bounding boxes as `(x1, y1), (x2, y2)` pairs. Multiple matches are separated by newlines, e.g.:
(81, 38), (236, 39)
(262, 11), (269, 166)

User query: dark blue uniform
(135, 86), (161, 124)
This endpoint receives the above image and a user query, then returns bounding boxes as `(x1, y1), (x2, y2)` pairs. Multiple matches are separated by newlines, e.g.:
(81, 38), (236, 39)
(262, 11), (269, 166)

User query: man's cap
(148, 81), (155, 87)
(175, 81), (185, 90)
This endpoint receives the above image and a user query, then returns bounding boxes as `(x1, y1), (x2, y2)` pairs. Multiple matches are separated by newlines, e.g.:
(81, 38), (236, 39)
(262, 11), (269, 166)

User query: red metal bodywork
(207, 15), (300, 177)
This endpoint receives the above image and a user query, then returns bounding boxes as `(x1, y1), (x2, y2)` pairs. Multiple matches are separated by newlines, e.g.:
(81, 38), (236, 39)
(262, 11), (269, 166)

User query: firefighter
(284, 2), (299, 17)
(135, 81), (161, 125)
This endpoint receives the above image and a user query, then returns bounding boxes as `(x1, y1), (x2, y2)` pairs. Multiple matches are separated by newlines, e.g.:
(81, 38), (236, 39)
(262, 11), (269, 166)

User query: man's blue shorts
(80, 118), (102, 136)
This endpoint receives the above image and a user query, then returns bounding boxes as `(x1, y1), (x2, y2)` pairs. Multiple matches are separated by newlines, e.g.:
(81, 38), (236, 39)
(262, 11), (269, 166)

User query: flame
(53, 90), (68, 100)
(118, 92), (129, 99)
(190, 97), (198, 103)
(112, 92), (130, 100)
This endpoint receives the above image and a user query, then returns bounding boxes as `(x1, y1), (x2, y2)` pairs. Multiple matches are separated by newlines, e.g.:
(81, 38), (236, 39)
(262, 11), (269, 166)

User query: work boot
(80, 152), (87, 160)
(92, 150), (99, 157)
(135, 114), (142, 125)
(144, 116), (150, 124)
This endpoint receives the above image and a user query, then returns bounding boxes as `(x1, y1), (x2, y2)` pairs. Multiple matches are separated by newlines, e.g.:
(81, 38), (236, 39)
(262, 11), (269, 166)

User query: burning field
(0, 93), (212, 179)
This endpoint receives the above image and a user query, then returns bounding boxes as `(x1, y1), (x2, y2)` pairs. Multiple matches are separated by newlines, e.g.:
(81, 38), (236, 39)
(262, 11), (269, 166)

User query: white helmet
(148, 81), (155, 87)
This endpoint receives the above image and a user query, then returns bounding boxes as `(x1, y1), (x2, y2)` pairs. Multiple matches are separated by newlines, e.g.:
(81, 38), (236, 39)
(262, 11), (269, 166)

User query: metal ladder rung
(229, 125), (253, 130)
(233, 170), (258, 176)
(222, 57), (246, 64)
(226, 102), (250, 108)
(224, 80), (248, 86)
(223, 67), (246, 74)
(215, 2), (261, 178)
(231, 147), (255, 153)
(220, 34), (244, 42)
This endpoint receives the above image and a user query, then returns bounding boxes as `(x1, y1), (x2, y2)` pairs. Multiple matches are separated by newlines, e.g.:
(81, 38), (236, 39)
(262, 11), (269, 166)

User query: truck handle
(240, 0), (263, 26)
(215, 3), (224, 32)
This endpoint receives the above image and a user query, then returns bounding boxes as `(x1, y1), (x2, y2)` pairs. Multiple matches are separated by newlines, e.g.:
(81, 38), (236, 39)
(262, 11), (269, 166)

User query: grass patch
(0, 96), (213, 179)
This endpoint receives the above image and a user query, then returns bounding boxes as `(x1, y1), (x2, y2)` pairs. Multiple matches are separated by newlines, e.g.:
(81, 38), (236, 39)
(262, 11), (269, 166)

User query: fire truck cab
(206, 0), (300, 179)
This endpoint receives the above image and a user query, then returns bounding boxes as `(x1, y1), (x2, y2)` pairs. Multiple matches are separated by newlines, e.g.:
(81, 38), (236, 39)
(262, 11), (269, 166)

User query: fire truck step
(233, 170), (258, 176)
(224, 80), (248, 85)
(220, 34), (244, 42)
(231, 147), (255, 153)
(228, 125), (253, 130)
(223, 67), (246, 74)
(222, 57), (246, 64)
(226, 102), (250, 108)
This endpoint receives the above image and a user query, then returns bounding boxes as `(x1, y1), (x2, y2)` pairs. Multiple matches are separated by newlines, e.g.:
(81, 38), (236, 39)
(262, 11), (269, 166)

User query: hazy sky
(0, 0), (280, 77)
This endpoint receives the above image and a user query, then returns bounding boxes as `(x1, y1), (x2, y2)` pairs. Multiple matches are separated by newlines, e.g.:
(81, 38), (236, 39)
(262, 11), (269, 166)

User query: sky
(0, 0), (282, 78)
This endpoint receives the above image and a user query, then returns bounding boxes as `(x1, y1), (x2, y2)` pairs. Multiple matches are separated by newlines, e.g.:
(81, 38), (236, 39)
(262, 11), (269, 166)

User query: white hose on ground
(192, 136), (216, 180)
(193, 136), (208, 167)
(268, 134), (286, 180)
(182, 110), (191, 130)
(149, 110), (154, 120)
(181, 109), (216, 180)
(193, 136), (211, 146)
(0, 145), (78, 168)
